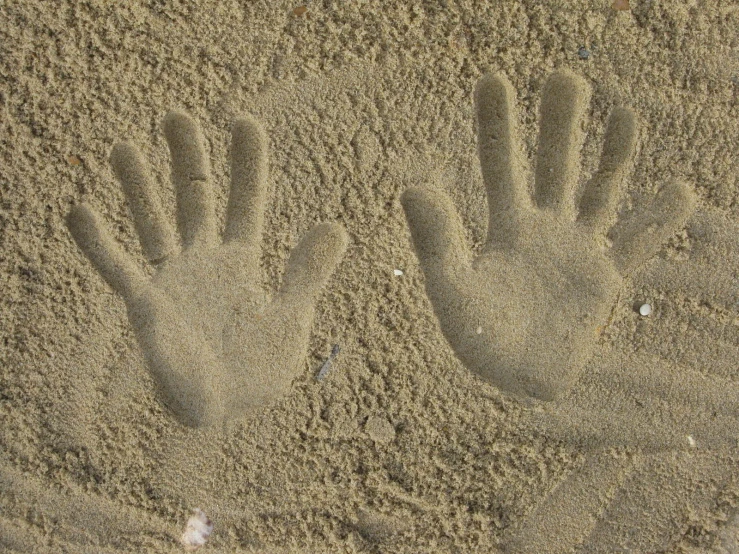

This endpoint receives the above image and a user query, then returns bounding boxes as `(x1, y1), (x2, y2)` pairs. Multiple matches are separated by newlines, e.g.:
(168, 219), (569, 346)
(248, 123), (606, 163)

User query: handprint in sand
(68, 112), (347, 428)
(403, 70), (737, 449)
(402, 69), (693, 401)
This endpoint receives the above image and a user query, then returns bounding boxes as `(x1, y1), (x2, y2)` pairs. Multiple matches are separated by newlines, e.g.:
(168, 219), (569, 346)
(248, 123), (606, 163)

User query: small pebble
(639, 304), (652, 316)
(393, 269), (403, 276)
(687, 435), (696, 448)
(476, 326), (483, 335)
(578, 46), (591, 60)
(365, 415), (396, 444)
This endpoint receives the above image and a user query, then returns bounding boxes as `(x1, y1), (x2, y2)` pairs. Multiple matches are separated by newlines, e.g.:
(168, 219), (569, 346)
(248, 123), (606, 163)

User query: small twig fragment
(317, 344), (340, 381)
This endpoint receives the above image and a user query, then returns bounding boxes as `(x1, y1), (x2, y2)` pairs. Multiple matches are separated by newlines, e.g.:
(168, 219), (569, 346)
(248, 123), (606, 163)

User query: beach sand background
(1, 0), (738, 552)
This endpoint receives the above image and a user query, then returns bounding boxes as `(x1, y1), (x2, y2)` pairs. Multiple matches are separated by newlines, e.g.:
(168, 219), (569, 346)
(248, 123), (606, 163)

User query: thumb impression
(277, 222), (348, 312)
(401, 187), (472, 288)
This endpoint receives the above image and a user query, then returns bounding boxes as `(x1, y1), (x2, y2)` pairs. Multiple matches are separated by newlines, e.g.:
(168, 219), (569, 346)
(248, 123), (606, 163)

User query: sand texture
(1, 1), (738, 552)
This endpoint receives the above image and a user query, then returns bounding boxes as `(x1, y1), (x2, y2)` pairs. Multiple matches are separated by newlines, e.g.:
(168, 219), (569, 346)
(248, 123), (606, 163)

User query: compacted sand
(1, 1), (738, 552)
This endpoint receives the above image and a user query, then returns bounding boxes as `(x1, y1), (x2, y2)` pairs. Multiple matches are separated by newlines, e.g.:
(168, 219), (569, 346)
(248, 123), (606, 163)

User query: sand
(1, 1), (738, 552)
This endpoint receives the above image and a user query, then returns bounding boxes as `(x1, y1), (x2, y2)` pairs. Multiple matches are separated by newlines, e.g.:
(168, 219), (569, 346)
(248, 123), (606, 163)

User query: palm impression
(68, 112), (347, 428)
(402, 70), (736, 450)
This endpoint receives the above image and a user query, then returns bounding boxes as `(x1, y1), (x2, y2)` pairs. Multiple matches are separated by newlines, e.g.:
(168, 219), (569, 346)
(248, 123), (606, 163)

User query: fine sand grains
(1, 1), (738, 552)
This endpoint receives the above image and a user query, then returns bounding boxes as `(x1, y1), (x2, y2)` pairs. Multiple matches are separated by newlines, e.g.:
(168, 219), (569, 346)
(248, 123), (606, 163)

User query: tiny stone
(578, 46), (591, 60)
(393, 269), (403, 276)
(476, 326), (483, 335)
(639, 304), (652, 316)
(687, 435), (696, 448)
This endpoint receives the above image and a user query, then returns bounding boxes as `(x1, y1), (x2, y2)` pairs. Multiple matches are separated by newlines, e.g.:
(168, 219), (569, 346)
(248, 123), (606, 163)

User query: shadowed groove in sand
(68, 111), (348, 428)
(0, 460), (175, 552)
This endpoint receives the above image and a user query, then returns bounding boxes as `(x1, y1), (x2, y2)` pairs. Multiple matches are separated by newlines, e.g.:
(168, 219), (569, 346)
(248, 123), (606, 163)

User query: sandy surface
(1, 1), (738, 552)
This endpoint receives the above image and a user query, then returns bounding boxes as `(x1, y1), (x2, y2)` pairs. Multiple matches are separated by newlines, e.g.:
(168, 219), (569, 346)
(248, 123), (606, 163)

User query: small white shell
(180, 508), (213, 551)
(639, 303), (652, 316)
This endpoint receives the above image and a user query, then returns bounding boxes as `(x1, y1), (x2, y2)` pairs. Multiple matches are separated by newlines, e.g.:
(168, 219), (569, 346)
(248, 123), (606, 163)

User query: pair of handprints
(69, 69), (733, 449)
(65, 69), (738, 551)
